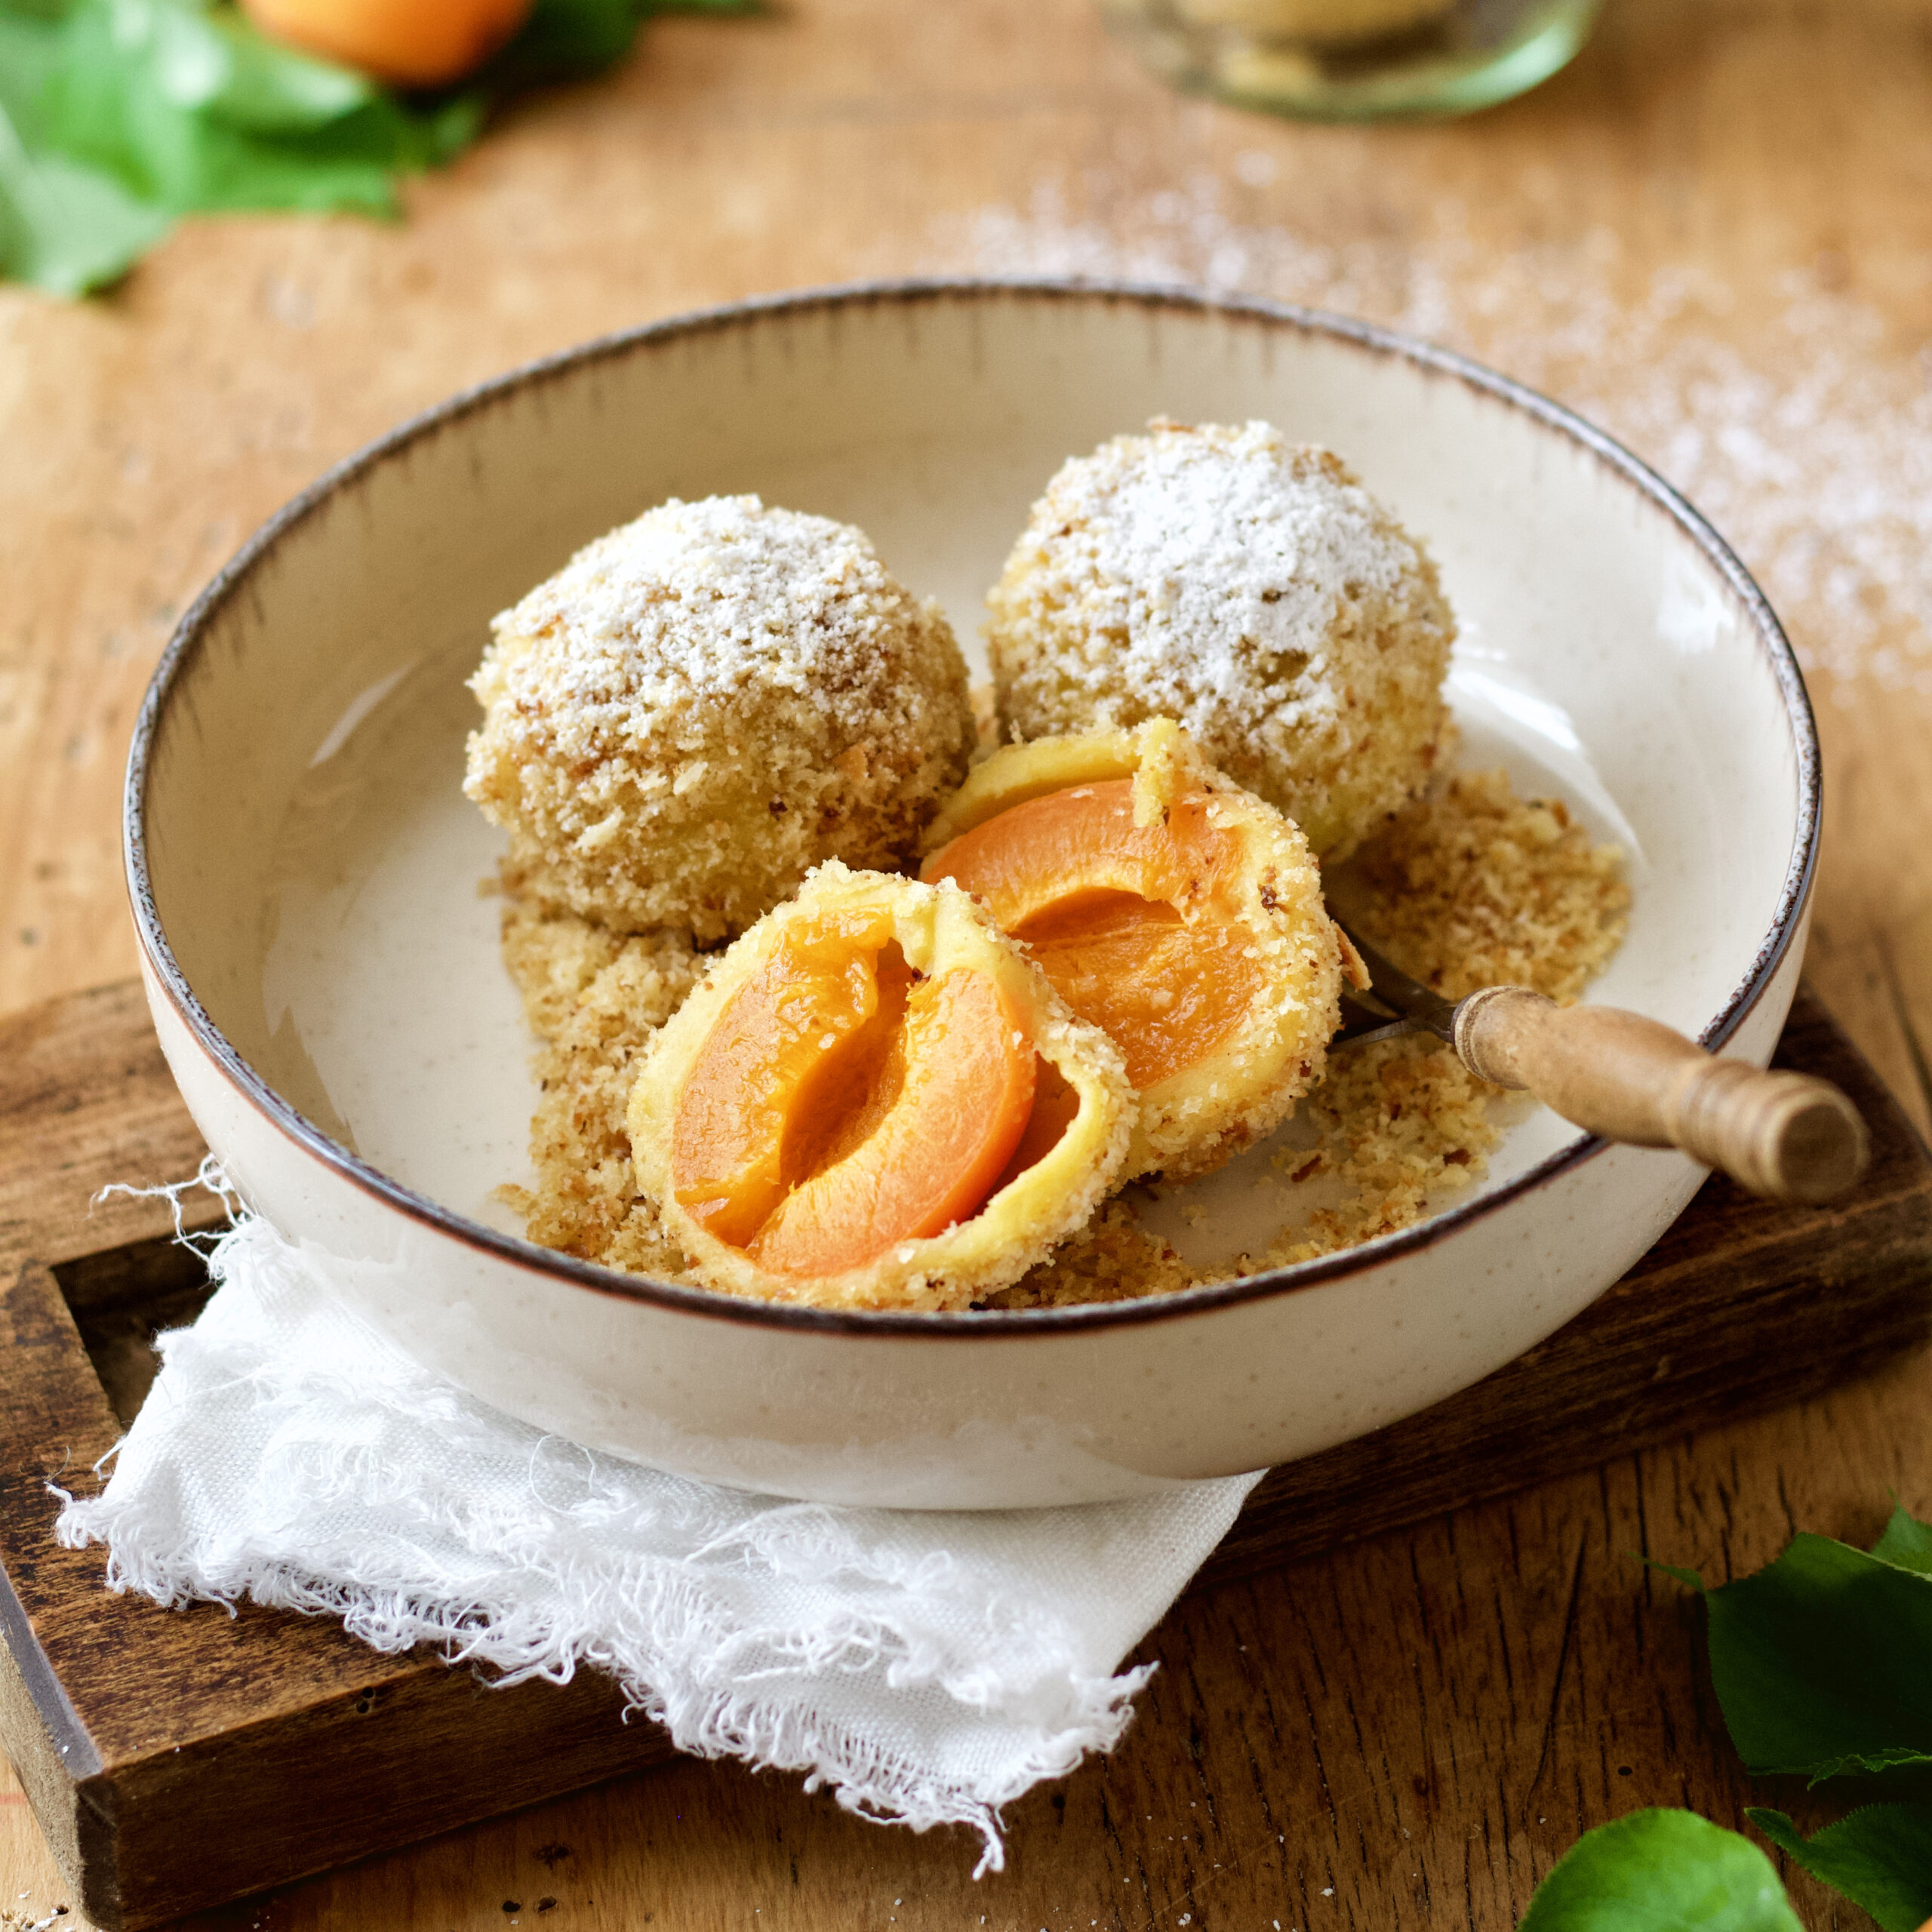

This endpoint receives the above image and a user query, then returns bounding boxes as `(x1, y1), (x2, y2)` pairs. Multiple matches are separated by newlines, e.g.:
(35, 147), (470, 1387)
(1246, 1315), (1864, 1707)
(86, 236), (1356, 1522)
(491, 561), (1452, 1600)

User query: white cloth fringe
(54, 1185), (1260, 1874)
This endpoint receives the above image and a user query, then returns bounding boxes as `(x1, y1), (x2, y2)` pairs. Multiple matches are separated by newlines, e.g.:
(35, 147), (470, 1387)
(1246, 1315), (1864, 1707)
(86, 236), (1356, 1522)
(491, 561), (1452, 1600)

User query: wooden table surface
(3, 0), (1930, 1924)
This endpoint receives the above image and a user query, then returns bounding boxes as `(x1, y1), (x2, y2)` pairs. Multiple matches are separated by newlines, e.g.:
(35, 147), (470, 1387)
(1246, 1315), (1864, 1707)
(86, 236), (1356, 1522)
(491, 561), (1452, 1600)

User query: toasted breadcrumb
(981, 1198), (1196, 1309)
(1334, 768), (1630, 1004)
(501, 764), (1628, 1303)
(466, 496), (975, 942)
(1250, 768), (1631, 1264)
(977, 766), (1630, 1303)
(494, 887), (703, 1277)
(987, 422), (1455, 859)
(1261, 1034), (1503, 1263)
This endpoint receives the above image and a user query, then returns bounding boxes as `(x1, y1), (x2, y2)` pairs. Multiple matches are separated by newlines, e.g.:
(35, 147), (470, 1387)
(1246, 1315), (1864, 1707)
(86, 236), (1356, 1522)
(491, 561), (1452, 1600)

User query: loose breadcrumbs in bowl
(499, 761), (1628, 1303)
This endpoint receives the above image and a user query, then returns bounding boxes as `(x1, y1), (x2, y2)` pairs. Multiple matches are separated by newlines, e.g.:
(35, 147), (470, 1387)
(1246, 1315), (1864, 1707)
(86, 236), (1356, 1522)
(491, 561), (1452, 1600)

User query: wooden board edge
(0, 980), (216, 1275)
(0, 1572), (94, 1913)
(0, 976), (1927, 1921)
(97, 1661), (677, 1930)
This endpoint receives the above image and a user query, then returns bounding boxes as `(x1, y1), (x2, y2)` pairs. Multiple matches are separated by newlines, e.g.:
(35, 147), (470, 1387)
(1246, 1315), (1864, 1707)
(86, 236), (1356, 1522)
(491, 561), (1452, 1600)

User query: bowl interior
(137, 288), (1809, 1274)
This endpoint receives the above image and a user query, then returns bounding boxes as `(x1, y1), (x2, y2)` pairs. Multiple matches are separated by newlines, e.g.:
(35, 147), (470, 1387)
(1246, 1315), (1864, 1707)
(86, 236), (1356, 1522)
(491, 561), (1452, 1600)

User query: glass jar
(1099, 0), (1604, 121)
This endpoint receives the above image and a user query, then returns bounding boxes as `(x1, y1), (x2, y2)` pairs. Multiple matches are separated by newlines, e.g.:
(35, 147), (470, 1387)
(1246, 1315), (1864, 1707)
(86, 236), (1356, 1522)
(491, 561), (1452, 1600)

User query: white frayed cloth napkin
(54, 1207), (1260, 1872)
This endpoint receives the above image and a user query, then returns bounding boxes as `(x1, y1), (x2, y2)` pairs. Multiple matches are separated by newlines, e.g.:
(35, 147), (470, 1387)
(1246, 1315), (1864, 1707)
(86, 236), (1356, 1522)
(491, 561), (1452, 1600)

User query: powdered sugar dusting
(988, 420), (1453, 856)
(465, 492), (974, 938)
(491, 493), (915, 721)
(1077, 420), (1404, 716)
(924, 180), (1932, 697)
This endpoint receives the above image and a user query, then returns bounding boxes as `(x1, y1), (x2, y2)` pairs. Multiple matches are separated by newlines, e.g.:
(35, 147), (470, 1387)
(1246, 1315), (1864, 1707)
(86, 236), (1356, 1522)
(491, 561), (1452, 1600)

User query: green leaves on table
(0, 100), (173, 295)
(1632, 1502), (1932, 1929)
(1664, 1503), (1932, 1786)
(1519, 1506), (1932, 1927)
(0, 0), (751, 296)
(1518, 1812), (1803, 1932)
(1873, 1498), (1932, 1576)
(1749, 1806), (1932, 1932)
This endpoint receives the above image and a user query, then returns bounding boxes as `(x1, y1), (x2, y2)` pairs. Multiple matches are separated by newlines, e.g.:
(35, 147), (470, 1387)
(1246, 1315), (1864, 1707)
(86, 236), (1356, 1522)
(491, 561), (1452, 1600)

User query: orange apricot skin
(749, 970), (1037, 1278)
(241, 0), (533, 87)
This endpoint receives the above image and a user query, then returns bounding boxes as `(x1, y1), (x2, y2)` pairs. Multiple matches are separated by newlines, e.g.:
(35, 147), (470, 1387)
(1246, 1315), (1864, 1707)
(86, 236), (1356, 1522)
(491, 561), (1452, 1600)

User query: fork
(1333, 921), (1869, 1204)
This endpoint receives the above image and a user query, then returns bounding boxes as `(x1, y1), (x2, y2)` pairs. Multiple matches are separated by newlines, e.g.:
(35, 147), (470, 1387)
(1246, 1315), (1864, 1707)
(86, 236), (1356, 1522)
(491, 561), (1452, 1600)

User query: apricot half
(629, 863), (1134, 1311)
(921, 722), (1344, 1179)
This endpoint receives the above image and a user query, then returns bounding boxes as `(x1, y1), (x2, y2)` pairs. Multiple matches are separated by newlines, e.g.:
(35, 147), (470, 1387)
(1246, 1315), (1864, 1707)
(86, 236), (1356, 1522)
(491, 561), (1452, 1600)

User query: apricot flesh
(923, 780), (1262, 1089)
(630, 861), (1137, 1309)
(670, 908), (896, 1248)
(752, 970), (1037, 1277)
(669, 917), (1037, 1277)
(917, 724), (1345, 1180)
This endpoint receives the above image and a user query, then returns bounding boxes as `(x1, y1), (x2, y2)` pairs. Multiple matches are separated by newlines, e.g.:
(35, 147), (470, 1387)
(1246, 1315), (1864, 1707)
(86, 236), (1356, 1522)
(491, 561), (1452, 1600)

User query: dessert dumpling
(922, 721), (1347, 1180)
(629, 864), (1133, 1312)
(466, 495), (976, 942)
(986, 420), (1454, 859)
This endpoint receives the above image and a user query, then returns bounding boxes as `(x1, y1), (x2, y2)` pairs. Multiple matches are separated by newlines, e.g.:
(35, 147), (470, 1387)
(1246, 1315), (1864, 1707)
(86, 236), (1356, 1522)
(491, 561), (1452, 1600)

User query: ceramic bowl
(127, 281), (1817, 1509)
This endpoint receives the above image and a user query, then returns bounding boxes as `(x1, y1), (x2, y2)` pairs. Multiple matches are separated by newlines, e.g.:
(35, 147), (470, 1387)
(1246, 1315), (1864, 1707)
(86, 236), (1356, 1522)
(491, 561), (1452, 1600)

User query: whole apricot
(242, 0), (534, 88)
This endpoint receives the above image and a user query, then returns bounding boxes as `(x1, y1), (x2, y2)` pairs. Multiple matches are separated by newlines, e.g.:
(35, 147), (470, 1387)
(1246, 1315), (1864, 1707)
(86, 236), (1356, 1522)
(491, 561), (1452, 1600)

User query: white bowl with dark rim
(127, 281), (1817, 1509)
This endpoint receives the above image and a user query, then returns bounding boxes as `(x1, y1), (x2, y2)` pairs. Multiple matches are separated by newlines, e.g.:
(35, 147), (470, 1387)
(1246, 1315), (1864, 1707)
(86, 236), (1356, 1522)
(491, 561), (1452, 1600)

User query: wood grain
(3, 0), (1931, 1924)
(1207, 991), (1932, 1592)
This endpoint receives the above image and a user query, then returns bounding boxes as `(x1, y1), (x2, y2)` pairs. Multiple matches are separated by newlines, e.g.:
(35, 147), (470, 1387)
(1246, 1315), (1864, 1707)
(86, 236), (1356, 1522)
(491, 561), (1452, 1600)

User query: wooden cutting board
(1, 979), (1927, 1931)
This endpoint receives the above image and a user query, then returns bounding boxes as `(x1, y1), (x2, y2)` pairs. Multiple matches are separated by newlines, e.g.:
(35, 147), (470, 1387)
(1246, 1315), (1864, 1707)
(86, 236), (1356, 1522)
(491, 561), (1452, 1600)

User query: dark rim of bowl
(125, 276), (1821, 1339)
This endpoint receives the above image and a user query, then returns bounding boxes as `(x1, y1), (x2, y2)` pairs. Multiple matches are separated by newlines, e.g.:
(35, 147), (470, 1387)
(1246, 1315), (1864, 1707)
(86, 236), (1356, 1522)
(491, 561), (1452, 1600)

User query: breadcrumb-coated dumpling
(922, 721), (1346, 1180)
(466, 496), (976, 942)
(629, 864), (1134, 1312)
(986, 420), (1455, 859)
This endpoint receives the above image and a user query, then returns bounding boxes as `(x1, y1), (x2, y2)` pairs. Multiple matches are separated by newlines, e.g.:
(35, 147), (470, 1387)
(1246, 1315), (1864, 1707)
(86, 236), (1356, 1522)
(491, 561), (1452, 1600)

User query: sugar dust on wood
(937, 178), (1932, 697)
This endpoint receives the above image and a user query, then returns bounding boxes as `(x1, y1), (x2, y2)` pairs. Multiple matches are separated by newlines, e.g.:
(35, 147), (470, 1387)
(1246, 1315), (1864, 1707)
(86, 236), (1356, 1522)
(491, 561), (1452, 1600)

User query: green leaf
(1519, 1810), (1802, 1931)
(0, 11), (65, 133)
(1651, 1561), (1705, 1592)
(38, 0), (401, 212)
(1663, 1531), (1932, 1785)
(487, 0), (641, 80)
(1872, 1503), (1932, 1578)
(472, 0), (755, 94)
(154, 5), (377, 134)
(0, 98), (170, 292)
(1, 0), (752, 291)
(1750, 1805), (1932, 1932)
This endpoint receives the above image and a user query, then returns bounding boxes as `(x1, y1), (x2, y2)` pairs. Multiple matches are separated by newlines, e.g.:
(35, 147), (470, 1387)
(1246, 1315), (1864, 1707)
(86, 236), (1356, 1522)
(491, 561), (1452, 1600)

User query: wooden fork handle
(1453, 986), (1871, 1203)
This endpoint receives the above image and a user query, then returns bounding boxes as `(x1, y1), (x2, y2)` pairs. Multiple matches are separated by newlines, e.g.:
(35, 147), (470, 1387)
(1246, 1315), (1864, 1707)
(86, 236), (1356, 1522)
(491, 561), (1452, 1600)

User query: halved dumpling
(921, 720), (1344, 1179)
(629, 862), (1133, 1311)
